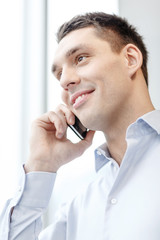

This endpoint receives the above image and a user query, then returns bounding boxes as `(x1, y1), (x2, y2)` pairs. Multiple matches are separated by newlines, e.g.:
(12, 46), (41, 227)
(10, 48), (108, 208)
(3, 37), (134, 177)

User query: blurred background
(0, 0), (160, 228)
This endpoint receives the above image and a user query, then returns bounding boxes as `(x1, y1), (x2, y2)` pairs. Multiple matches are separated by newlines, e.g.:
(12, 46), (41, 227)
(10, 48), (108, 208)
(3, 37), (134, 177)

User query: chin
(80, 116), (99, 131)
(76, 105), (102, 130)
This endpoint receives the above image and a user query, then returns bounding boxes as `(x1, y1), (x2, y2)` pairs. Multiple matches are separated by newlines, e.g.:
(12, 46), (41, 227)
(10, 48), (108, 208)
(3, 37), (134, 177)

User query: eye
(78, 56), (85, 62)
(76, 55), (87, 64)
(57, 71), (62, 80)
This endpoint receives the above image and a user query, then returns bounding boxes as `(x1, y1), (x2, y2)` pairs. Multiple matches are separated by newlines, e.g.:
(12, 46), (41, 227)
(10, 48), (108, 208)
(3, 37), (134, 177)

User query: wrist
(24, 158), (59, 173)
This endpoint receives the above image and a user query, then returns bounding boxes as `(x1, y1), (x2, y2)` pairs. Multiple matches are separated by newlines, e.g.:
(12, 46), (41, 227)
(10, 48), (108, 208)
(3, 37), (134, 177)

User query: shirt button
(111, 198), (117, 205)
(96, 150), (102, 156)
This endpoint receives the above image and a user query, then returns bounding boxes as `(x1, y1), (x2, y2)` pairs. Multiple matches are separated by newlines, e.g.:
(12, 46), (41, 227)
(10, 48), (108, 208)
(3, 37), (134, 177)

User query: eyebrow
(52, 44), (91, 74)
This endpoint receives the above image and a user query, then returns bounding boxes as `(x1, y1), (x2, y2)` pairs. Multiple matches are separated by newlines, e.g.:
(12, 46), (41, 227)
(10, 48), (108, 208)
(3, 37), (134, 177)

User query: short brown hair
(57, 12), (148, 86)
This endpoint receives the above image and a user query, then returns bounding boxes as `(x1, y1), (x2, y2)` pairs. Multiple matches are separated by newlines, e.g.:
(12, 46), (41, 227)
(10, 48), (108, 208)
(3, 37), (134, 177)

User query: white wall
(119, 0), (160, 109)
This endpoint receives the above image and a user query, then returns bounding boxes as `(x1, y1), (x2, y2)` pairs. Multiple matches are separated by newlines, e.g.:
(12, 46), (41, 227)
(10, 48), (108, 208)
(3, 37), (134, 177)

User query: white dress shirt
(0, 110), (160, 240)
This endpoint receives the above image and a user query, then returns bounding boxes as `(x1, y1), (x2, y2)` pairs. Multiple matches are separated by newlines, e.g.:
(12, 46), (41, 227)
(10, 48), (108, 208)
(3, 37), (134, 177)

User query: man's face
(52, 27), (131, 131)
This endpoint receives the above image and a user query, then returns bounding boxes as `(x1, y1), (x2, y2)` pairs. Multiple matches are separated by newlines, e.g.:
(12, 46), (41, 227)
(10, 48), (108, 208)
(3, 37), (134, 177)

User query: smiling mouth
(72, 90), (94, 109)
(74, 94), (87, 104)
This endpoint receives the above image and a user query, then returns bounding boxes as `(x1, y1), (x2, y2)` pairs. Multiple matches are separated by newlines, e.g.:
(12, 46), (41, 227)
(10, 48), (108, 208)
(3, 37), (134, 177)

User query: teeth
(75, 94), (85, 104)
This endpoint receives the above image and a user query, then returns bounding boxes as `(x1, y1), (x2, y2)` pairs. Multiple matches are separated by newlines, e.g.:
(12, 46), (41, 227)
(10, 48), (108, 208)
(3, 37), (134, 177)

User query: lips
(70, 89), (94, 109)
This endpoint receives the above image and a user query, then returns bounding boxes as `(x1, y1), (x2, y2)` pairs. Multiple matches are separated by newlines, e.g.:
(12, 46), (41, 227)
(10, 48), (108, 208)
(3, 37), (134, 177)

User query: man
(0, 12), (160, 240)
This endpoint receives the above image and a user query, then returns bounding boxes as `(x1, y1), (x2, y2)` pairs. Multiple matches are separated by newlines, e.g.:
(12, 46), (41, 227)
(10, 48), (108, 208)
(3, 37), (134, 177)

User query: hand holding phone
(25, 106), (94, 173)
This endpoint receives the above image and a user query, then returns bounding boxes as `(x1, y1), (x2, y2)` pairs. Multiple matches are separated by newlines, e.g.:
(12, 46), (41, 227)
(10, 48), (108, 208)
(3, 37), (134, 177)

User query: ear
(123, 44), (143, 79)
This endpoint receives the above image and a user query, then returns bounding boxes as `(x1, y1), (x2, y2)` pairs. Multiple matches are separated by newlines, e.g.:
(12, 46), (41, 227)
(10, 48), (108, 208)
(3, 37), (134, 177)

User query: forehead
(53, 27), (110, 65)
(56, 27), (97, 53)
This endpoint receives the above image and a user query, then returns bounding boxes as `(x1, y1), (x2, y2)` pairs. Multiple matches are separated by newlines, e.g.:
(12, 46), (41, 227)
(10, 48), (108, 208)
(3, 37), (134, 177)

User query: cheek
(78, 63), (103, 83)
(61, 90), (69, 105)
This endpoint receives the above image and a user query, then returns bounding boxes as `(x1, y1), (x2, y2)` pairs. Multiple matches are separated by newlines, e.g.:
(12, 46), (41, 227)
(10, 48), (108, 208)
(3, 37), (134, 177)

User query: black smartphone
(67, 116), (88, 140)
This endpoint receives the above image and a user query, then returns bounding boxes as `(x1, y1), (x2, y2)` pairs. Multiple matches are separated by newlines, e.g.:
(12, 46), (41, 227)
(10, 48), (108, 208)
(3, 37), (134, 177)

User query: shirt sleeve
(0, 166), (63, 240)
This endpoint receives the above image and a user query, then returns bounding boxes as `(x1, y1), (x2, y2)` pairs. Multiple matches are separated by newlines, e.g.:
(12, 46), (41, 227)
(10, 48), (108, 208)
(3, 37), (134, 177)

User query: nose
(60, 66), (80, 91)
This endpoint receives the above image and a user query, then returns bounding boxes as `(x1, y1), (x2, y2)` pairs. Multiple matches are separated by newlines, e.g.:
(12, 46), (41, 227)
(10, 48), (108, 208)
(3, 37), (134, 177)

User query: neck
(104, 80), (155, 165)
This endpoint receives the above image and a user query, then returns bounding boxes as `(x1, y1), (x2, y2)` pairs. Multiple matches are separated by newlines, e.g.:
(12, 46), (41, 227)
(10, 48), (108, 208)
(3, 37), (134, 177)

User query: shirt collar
(94, 109), (160, 172)
(94, 143), (111, 172)
(138, 109), (160, 134)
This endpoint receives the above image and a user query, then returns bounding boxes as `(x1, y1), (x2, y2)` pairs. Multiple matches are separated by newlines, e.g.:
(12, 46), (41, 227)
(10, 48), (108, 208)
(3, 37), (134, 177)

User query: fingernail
(69, 116), (74, 125)
(57, 132), (63, 138)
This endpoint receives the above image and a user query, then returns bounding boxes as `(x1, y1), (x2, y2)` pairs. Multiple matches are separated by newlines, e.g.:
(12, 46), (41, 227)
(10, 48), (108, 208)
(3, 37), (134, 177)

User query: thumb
(83, 130), (95, 145)
(74, 130), (95, 156)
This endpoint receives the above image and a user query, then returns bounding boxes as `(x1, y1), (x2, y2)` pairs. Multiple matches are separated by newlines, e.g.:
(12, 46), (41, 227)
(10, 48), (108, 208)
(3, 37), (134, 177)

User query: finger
(49, 112), (67, 139)
(38, 111), (66, 139)
(55, 109), (68, 131)
(56, 104), (75, 125)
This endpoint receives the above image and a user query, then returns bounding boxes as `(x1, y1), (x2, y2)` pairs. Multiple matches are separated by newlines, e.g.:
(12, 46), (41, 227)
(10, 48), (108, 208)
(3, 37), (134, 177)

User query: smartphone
(67, 116), (88, 140)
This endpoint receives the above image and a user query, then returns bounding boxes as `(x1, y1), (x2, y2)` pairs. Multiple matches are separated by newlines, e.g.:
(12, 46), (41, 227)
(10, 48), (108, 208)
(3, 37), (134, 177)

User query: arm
(0, 105), (94, 240)
(0, 168), (56, 240)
